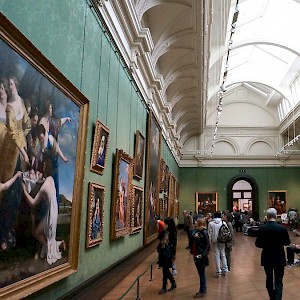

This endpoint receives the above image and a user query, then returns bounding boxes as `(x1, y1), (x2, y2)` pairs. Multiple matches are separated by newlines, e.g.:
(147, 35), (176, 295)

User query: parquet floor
(103, 230), (300, 300)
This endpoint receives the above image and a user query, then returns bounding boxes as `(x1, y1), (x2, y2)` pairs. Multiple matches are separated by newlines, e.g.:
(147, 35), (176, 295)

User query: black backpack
(217, 221), (232, 243)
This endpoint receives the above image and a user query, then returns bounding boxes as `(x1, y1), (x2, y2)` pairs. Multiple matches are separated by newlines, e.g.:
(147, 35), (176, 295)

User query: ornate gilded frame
(90, 120), (110, 175)
(0, 13), (89, 300)
(144, 110), (162, 244)
(133, 130), (145, 180)
(86, 182), (105, 248)
(168, 174), (175, 217)
(110, 149), (133, 239)
(130, 185), (143, 234)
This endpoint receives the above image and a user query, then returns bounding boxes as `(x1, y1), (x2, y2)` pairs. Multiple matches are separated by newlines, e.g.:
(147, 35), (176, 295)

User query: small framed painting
(90, 120), (109, 175)
(86, 182), (105, 248)
(130, 186), (143, 234)
(133, 130), (145, 180)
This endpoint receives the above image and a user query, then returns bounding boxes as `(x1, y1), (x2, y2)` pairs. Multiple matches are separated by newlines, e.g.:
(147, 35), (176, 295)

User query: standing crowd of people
(155, 207), (298, 300)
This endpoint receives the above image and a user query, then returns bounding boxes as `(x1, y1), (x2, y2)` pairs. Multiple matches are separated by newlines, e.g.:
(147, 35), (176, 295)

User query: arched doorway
(227, 175), (259, 219)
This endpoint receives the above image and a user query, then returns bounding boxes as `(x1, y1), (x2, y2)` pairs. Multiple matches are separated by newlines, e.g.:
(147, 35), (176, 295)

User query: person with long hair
(191, 218), (210, 298)
(164, 217), (178, 275)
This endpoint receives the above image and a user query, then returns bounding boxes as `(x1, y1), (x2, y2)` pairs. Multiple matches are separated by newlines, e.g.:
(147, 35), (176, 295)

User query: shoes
(168, 283), (177, 291)
(159, 289), (167, 294)
(222, 271), (228, 276)
(194, 292), (205, 298)
(216, 272), (221, 278)
(172, 269), (177, 276)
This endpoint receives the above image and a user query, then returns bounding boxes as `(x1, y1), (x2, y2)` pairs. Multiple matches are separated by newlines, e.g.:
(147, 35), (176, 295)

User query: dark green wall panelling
(0, 1), (179, 299)
(179, 167), (300, 223)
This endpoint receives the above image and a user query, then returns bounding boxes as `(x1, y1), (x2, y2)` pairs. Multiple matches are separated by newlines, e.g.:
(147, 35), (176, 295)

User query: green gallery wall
(0, 1), (179, 299)
(179, 167), (300, 223)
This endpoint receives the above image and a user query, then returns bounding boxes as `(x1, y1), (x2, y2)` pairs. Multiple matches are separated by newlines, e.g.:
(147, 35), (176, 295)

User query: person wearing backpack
(191, 218), (210, 298)
(222, 211), (235, 271)
(208, 211), (229, 277)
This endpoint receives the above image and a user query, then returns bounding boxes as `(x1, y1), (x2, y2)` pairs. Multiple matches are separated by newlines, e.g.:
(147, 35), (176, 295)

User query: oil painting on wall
(268, 190), (287, 216)
(86, 182), (105, 248)
(0, 14), (88, 299)
(110, 149), (133, 239)
(130, 186), (143, 234)
(90, 120), (109, 175)
(196, 192), (218, 214)
(144, 111), (162, 244)
(133, 130), (145, 180)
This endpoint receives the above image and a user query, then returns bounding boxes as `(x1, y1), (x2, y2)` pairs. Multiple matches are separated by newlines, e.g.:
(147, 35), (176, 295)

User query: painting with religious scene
(110, 149), (133, 239)
(0, 14), (88, 299)
(144, 111), (162, 244)
(195, 192), (218, 214)
(86, 182), (105, 248)
(133, 130), (145, 180)
(90, 120), (109, 175)
(268, 190), (287, 216)
(130, 186), (143, 234)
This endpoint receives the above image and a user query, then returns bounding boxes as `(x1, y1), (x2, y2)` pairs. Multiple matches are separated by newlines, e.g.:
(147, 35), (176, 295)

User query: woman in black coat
(157, 232), (176, 294)
(191, 218), (210, 298)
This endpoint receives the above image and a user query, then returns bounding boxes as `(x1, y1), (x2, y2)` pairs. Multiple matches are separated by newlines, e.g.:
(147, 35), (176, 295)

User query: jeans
(263, 265), (284, 300)
(194, 261), (206, 293)
(225, 245), (232, 271)
(162, 266), (175, 289)
(213, 242), (228, 273)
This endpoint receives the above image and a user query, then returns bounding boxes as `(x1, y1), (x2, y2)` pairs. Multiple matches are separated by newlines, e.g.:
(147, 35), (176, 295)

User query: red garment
(158, 220), (165, 233)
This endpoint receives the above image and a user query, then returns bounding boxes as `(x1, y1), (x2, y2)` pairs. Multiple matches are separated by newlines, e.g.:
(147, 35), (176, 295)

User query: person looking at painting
(37, 124), (68, 207)
(39, 100), (71, 141)
(22, 173), (66, 265)
(91, 197), (101, 239)
(97, 135), (106, 167)
(157, 232), (177, 294)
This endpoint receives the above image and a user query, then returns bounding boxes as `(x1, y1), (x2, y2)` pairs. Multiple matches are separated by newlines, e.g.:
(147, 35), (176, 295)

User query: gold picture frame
(195, 192), (218, 214)
(90, 120), (109, 175)
(144, 111), (162, 244)
(0, 13), (88, 299)
(110, 149), (133, 239)
(130, 186), (143, 234)
(168, 174), (175, 217)
(133, 130), (145, 180)
(86, 182), (105, 248)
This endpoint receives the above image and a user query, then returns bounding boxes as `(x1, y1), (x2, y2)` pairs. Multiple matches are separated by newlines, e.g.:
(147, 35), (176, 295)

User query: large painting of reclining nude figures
(0, 13), (88, 299)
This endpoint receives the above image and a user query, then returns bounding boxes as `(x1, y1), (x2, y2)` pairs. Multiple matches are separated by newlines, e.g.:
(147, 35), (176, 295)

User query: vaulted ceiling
(96, 0), (300, 166)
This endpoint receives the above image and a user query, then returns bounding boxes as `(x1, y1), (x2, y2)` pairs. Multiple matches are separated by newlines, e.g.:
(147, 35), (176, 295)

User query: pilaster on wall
(91, 0), (181, 164)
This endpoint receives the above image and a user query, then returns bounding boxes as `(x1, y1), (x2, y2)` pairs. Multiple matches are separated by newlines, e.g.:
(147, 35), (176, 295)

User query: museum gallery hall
(0, 0), (300, 299)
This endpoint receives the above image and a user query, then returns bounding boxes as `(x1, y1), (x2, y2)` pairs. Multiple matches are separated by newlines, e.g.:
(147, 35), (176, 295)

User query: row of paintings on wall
(194, 190), (288, 216)
(86, 113), (180, 247)
(0, 14), (179, 298)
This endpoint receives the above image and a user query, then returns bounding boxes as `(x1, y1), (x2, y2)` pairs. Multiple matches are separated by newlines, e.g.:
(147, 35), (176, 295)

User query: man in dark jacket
(255, 208), (290, 300)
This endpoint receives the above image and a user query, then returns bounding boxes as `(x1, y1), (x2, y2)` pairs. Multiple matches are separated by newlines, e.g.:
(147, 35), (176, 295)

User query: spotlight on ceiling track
(220, 84), (226, 92)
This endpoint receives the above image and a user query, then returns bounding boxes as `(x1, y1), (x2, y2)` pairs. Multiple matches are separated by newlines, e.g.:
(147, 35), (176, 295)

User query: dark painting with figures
(268, 190), (287, 216)
(144, 111), (162, 244)
(131, 186), (143, 234)
(0, 35), (81, 289)
(133, 130), (145, 180)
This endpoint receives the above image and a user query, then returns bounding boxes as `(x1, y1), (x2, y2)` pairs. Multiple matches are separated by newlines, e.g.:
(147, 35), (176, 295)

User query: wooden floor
(102, 230), (300, 300)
